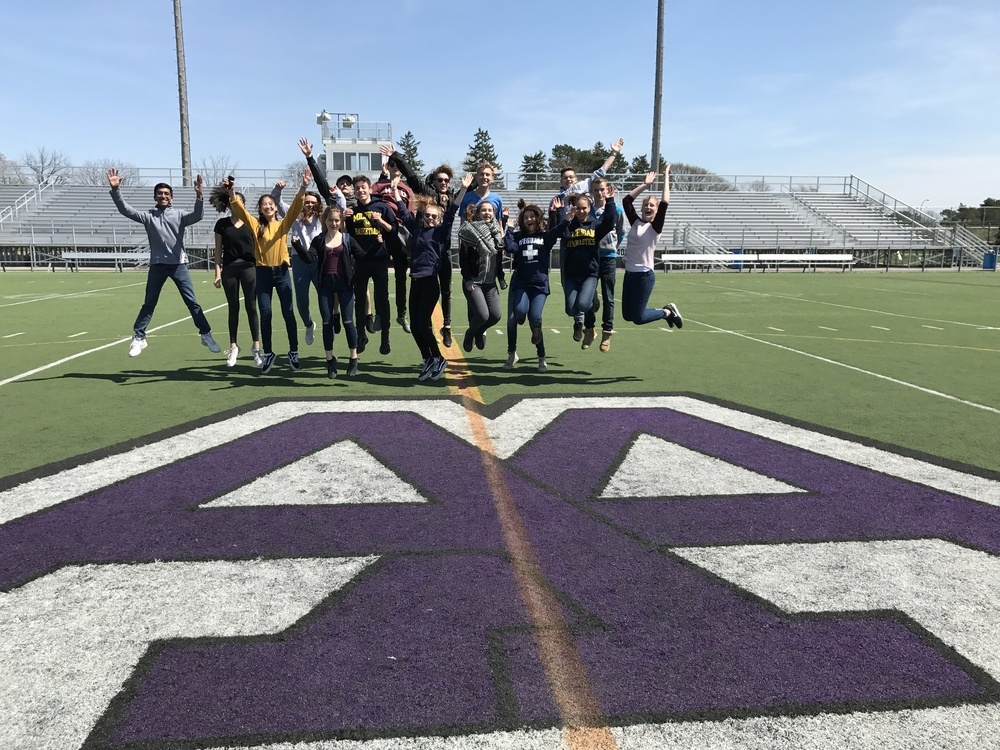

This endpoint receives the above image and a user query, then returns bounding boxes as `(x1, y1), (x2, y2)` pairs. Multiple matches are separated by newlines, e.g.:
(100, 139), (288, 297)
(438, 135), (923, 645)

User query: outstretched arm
(106, 168), (144, 222)
(597, 137), (624, 175)
(300, 137), (337, 206)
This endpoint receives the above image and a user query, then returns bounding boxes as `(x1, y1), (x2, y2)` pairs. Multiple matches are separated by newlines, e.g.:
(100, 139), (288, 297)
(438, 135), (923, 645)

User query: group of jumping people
(107, 136), (682, 381)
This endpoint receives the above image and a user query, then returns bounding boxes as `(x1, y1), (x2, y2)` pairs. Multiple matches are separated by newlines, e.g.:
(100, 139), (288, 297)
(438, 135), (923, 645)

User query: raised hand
(106, 168), (122, 190)
(298, 137), (312, 158)
(611, 137), (624, 153)
(379, 143), (396, 158)
(461, 172), (474, 190)
(194, 174), (204, 198)
(549, 196), (564, 212)
(643, 171), (657, 186)
(302, 168), (312, 187)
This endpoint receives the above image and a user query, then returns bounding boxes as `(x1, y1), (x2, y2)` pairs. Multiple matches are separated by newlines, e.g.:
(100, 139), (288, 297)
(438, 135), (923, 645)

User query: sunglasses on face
(435, 177), (450, 183)
(422, 213), (441, 220)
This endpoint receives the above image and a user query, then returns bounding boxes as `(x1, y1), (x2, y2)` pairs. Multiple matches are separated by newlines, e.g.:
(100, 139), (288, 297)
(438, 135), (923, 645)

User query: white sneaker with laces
(201, 332), (222, 353)
(128, 337), (147, 357)
(252, 347), (263, 367)
(226, 346), (240, 367)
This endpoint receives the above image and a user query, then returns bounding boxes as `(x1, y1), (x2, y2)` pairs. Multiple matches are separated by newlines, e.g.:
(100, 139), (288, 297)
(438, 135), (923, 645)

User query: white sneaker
(305, 321), (316, 345)
(226, 346), (240, 367)
(503, 352), (519, 370)
(201, 332), (221, 353)
(128, 337), (147, 357)
(252, 347), (263, 367)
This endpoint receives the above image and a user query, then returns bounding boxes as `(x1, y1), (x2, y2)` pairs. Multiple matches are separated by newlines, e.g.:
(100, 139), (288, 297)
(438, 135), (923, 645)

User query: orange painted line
(433, 304), (619, 748)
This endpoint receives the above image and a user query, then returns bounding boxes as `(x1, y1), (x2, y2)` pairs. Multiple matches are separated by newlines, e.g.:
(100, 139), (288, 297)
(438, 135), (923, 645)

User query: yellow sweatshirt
(230, 189), (304, 267)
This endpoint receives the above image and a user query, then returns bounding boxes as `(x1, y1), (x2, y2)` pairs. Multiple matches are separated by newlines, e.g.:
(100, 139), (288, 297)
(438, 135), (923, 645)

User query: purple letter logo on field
(2, 400), (998, 746)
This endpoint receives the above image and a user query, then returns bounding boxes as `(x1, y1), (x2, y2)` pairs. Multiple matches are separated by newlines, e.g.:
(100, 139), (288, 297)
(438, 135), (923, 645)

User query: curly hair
(209, 182), (244, 213)
(516, 198), (546, 232)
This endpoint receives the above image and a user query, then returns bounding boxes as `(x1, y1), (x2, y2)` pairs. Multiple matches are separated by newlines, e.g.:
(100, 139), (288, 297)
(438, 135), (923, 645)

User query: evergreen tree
(462, 128), (504, 187)
(396, 131), (424, 175)
(518, 151), (554, 190)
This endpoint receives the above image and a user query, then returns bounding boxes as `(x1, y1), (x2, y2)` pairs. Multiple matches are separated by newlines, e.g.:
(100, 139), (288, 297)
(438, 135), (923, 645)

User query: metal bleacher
(0, 173), (990, 270)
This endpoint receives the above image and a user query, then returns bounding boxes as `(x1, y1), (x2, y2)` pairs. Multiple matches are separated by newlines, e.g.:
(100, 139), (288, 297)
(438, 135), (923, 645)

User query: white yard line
(67, 332), (88, 338)
(767, 327), (785, 332)
(922, 325), (944, 330)
(2, 333), (25, 339)
(0, 302), (229, 388)
(683, 279), (995, 329)
(872, 326), (891, 331)
(0, 281), (146, 308)
(819, 326), (838, 331)
(694, 319), (1000, 415)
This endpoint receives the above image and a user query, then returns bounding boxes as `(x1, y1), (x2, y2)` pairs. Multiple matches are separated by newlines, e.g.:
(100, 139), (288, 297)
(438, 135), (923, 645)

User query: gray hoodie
(110, 190), (203, 265)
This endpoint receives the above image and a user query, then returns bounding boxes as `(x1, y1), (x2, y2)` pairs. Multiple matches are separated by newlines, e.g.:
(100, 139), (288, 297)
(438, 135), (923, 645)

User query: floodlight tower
(174, 0), (192, 186)
(650, 0), (665, 174)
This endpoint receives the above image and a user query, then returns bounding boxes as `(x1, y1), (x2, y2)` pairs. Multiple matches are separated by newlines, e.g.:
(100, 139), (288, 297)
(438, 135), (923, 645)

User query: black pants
(354, 261), (391, 343)
(221, 263), (259, 345)
(438, 247), (453, 327)
(387, 233), (408, 319)
(409, 275), (441, 360)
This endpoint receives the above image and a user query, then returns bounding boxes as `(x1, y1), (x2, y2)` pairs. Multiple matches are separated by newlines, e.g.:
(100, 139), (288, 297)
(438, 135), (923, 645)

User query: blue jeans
(290, 253), (319, 328)
(132, 263), (211, 339)
(622, 270), (668, 325)
(563, 275), (597, 329)
(507, 280), (547, 356)
(256, 265), (298, 354)
(598, 255), (617, 332)
(318, 274), (357, 351)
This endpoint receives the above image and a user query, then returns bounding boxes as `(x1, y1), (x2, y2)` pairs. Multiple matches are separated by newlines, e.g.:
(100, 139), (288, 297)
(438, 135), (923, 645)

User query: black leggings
(221, 263), (259, 345)
(409, 275), (441, 360)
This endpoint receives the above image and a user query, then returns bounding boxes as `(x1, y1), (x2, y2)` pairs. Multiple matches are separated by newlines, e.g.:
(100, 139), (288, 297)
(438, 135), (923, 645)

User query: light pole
(650, 0), (665, 174)
(173, 0), (192, 186)
(920, 199), (929, 213)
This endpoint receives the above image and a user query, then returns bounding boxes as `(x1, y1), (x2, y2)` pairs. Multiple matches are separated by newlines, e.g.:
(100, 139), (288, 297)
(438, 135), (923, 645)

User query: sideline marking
(767, 327), (785, 332)
(2, 332), (25, 339)
(68, 332), (88, 338)
(819, 326), (838, 331)
(0, 281), (146, 308)
(695, 319), (1000, 415)
(0, 302), (229, 388)
(872, 326), (891, 331)
(923, 325), (944, 330)
(440, 307), (619, 750)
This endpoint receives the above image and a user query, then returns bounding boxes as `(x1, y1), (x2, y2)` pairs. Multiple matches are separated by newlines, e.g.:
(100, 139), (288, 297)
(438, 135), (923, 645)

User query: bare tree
(669, 163), (734, 192)
(20, 147), (71, 185)
(194, 154), (239, 185)
(0, 153), (24, 185)
(73, 159), (144, 186)
(744, 179), (772, 192)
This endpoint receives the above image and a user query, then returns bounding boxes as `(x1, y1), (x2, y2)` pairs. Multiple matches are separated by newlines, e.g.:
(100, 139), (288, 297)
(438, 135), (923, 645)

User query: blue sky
(2, 0), (996, 210)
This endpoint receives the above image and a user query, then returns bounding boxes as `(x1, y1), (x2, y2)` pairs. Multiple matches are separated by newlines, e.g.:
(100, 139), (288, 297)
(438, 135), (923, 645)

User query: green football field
(1, 268), (997, 479)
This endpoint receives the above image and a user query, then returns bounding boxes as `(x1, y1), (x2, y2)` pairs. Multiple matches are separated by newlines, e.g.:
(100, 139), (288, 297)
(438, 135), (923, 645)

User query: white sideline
(0, 281), (146, 308)
(0, 301), (230, 388)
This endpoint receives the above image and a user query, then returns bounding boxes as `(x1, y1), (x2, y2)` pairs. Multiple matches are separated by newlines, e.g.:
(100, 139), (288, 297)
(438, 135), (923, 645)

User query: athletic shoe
(429, 356), (448, 380)
(462, 330), (474, 353)
(379, 339), (390, 356)
(305, 321), (316, 345)
(538, 356), (548, 373)
(357, 334), (368, 354)
(581, 328), (596, 349)
(260, 352), (276, 374)
(252, 347), (263, 367)
(397, 315), (411, 334)
(128, 336), (147, 357)
(288, 351), (300, 371)
(226, 346), (240, 367)
(417, 358), (434, 381)
(475, 334), (485, 350)
(201, 332), (221, 353)
(664, 303), (683, 329)
(592, 296), (601, 314)
(440, 326), (453, 348)
(333, 314), (342, 334)
(372, 314), (382, 332)
(530, 326), (542, 345)
(326, 356), (338, 379)
(572, 321), (583, 342)
(365, 314), (376, 334)
(346, 358), (359, 377)
(503, 352), (519, 370)
(600, 330), (613, 352)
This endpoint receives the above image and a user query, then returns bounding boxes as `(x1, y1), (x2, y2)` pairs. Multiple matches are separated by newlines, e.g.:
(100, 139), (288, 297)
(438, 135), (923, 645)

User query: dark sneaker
(379, 339), (390, 356)
(201, 332), (221, 353)
(665, 303), (683, 329)
(333, 314), (342, 334)
(592, 296), (600, 314)
(346, 358), (359, 377)
(572, 321), (583, 342)
(288, 351), (300, 371)
(372, 314), (382, 332)
(430, 356), (448, 380)
(417, 358), (434, 381)
(365, 315), (376, 334)
(357, 334), (368, 354)
(475, 334), (486, 350)
(503, 352), (519, 369)
(462, 330), (474, 352)
(537, 355), (548, 373)
(440, 326), (453, 348)
(260, 352), (276, 374)
(326, 357), (338, 379)
(530, 326), (542, 345)
(397, 315), (411, 334)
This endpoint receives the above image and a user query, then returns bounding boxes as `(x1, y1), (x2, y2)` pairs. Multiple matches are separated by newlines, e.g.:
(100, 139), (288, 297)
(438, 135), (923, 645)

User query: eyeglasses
(422, 213), (441, 220)
(435, 177), (450, 183)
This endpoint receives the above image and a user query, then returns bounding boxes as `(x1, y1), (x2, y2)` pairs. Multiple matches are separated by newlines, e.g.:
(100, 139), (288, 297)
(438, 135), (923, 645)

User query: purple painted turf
(3, 406), (996, 742)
